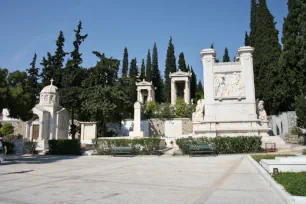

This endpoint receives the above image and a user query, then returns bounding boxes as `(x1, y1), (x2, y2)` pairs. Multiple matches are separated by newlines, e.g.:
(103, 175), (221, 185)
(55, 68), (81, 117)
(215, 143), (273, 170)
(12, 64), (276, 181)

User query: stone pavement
(0, 155), (284, 204)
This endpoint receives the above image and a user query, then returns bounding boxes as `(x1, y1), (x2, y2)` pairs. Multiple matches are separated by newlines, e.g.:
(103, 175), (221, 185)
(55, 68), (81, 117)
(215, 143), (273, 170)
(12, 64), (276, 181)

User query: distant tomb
(169, 69), (192, 105)
(136, 79), (155, 104)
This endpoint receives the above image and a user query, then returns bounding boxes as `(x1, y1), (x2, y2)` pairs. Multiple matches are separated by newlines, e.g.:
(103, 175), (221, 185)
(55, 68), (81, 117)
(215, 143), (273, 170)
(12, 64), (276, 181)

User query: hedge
(48, 139), (81, 155)
(176, 136), (263, 154)
(93, 138), (161, 155)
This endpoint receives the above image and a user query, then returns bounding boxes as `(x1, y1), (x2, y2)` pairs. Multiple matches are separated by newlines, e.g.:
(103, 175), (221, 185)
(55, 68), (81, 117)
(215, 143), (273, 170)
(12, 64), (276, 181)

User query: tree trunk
(71, 108), (76, 139)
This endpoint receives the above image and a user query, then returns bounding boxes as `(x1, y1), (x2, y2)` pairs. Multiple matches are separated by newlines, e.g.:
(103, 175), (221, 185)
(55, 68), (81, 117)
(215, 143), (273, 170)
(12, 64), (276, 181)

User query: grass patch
(251, 154), (296, 163)
(273, 172), (306, 196)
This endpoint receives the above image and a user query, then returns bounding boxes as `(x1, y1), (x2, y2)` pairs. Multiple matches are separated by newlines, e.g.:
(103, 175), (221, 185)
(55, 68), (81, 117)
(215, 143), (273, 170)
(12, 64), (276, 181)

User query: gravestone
(129, 102), (145, 137)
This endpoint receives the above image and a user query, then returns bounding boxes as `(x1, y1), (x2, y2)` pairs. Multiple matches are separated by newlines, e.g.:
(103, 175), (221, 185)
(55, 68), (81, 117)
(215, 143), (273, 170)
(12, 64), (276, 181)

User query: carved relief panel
(214, 72), (245, 99)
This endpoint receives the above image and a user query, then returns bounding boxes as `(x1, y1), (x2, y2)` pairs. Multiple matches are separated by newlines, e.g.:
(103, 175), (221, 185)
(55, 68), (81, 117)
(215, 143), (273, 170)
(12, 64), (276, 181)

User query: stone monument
(25, 79), (69, 150)
(129, 102), (145, 137)
(193, 46), (270, 137)
(136, 79), (155, 104)
(169, 69), (192, 105)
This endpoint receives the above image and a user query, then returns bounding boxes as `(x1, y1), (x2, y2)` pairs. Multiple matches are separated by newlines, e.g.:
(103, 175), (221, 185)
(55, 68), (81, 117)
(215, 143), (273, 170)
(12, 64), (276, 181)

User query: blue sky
(0, 0), (288, 82)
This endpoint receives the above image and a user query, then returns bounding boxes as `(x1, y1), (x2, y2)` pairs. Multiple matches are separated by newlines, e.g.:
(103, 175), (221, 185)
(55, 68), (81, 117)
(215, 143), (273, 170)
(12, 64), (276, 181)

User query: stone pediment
(136, 79), (153, 86)
(169, 69), (192, 78)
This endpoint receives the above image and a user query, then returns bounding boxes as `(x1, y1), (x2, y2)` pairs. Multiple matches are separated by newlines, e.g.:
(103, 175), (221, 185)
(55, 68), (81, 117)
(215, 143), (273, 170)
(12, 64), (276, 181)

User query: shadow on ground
(0, 155), (80, 166)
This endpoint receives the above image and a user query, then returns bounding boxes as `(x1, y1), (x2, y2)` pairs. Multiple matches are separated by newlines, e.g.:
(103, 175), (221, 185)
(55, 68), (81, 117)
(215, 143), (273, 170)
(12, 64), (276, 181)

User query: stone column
(129, 102), (144, 137)
(148, 87), (152, 102)
(137, 89), (141, 103)
(184, 80), (190, 104)
(171, 80), (176, 105)
(200, 48), (216, 121)
(238, 46), (257, 119)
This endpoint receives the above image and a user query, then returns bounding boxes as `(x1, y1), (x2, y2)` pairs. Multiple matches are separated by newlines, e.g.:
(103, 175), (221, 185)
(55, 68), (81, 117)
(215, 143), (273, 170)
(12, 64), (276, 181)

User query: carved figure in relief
(214, 72), (245, 98)
(258, 100), (267, 121)
(192, 99), (205, 122)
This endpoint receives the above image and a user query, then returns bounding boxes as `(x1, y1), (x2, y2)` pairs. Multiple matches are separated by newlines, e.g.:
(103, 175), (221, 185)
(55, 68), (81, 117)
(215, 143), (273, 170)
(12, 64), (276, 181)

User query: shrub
(176, 136), (262, 154)
(273, 172), (306, 196)
(303, 149), (306, 155)
(295, 95), (306, 128)
(2, 141), (14, 154)
(48, 139), (81, 155)
(174, 99), (193, 118)
(93, 138), (161, 155)
(291, 127), (302, 135)
(143, 101), (160, 119)
(0, 123), (14, 136)
(24, 141), (38, 154)
(251, 154), (296, 163)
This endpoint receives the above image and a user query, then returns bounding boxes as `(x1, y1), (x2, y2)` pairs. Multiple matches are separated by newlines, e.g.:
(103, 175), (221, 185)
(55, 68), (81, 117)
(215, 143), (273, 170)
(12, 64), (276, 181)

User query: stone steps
(261, 136), (291, 149)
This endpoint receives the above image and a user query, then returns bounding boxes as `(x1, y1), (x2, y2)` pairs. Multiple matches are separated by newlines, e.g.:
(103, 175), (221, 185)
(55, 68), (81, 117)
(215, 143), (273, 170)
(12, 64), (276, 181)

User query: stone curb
(247, 155), (295, 204)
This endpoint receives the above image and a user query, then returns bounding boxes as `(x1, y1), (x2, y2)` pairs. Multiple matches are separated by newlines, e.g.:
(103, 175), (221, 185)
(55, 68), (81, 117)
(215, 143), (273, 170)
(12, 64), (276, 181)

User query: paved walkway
(0, 155), (284, 204)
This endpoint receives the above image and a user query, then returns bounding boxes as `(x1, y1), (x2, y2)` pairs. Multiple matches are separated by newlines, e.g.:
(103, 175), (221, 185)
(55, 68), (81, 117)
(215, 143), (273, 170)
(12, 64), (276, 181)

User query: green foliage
(26, 53), (40, 110)
(195, 81), (204, 101)
(222, 47), (230, 62)
(143, 101), (159, 119)
(174, 99), (193, 118)
(251, 154), (296, 163)
(140, 59), (145, 80)
(190, 67), (197, 100)
(249, 0), (282, 114)
(294, 95), (306, 128)
(176, 136), (262, 154)
(244, 31), (250, 46)
(122, 47), (129, 78)
(178, 52), (187, 72)
(0, 68), (8, 111)
(145, 49), (152, 81)
(24, 141), (38, 154)
(48, 139), (81, 155)
(0, 123), (14, 136)
(303, 149), (306, 155)
(93, 138), (161, 155)
(164, 37), (177, 103)
(273, 172), (306, 196)
(2, 141), (14, 154)
(291, 126), (302, 135)
(151, 43), (163, 103)
(129, 58), (138, 79)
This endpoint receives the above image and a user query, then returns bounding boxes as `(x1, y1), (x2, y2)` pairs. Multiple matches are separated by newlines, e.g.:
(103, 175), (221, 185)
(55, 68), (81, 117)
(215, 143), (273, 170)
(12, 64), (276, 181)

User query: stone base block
(192, 120), (270, 137)
(129, 131), (145, 137)
(260, 156), (306, 173)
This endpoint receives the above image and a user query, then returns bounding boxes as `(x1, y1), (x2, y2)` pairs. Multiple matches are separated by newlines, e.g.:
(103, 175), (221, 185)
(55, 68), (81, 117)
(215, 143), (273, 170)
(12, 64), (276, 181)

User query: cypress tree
(61, 21), (88, 139)
(195, 80), (204, 101)
(249, 0), (282, 114)
(53, 31), (66, 87)
(26, 53), (40, 108)
(145, 49), (152, 81)
(190, 66), (197, 99)
(129, 58), (138, 80)
(244, 31), (250, 46)
(152, 43), (163, 102)
(40, 52), (54, 87)
(222, 47), (230, 62)
(122, 47), (129, 78)
(178, 52), (187, 71)
(140, 59), (145, 80)
(164, 37), (176, 103)
(249, 0), (257, 46)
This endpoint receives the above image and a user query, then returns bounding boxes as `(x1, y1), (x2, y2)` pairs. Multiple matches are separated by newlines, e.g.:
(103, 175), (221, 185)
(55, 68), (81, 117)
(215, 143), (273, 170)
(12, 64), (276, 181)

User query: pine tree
(122, 47), (129, 78)
(145, 49), (152, 81)
(140, 59), (145, 80)
(129, 58), (138, 80)
(53, 31), (66, 87)
(61, 21), (88, 139)
(244, 31), (251, 46)
(222, 47), (230, 62)
(249, 0), (282, 114)
(164, 37), (176, 103)
(190, 66), (197, 99)
(178, 52), (187, 71)
(151, 43), (163, 102)
(26, 53), (40, 108)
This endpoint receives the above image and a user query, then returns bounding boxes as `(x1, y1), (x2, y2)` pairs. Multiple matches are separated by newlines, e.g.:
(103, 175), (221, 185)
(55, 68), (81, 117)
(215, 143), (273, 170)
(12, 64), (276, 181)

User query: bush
(48, 139), (81, 155)
(24, 141), (38, 154)
(303, 149), (306, 155)
(291, 127), (302, 135)
(0, 123), (14, 136)
(295, 95), (306, 128)
(174, 99), (193, 118)
(2, 141), (14, 154)
(273, 172), (306, 196)
(143, 101), (159, 119)
(93, 138), (161, 155)
(251, 154), (296, 163)
(176, 136), (263, 154)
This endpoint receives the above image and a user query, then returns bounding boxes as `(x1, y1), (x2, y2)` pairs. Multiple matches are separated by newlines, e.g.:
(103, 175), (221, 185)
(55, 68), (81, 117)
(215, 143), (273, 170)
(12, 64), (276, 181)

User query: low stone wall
(148, 119), (164, 137)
